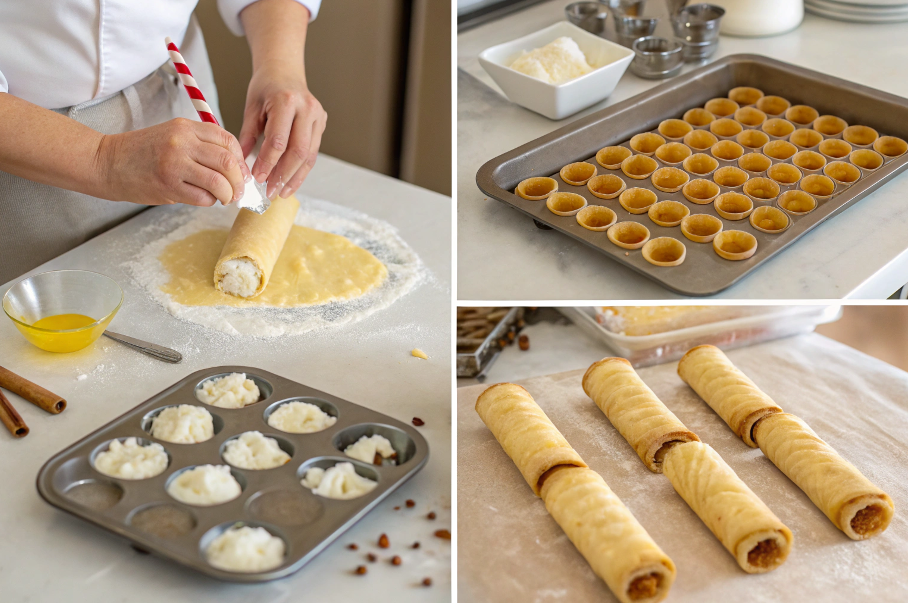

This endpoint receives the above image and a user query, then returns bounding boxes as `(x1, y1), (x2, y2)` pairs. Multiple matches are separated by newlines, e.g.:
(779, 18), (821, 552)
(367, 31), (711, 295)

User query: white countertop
(0, 155), (452, 602)
(457, 2), (908, 300)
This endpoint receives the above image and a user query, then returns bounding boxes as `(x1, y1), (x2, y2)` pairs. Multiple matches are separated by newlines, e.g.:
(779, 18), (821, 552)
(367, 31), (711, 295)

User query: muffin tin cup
(36, 367), (428, 583)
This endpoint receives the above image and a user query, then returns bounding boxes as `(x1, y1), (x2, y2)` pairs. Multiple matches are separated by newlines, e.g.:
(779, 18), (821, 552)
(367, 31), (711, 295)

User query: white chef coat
(0, 0), (322, 110)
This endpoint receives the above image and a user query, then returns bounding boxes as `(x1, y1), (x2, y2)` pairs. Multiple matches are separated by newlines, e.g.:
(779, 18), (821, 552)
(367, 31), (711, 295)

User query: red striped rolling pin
(165, 36), (219, 125)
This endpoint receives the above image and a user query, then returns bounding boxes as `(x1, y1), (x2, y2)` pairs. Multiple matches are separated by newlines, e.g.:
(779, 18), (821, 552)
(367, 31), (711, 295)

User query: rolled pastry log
(583, 358), (700, 473)
(753, 413), (894, 540)
(214, 195), (301, 298)
(662, 441), (793, 573)
(541, 466), (675, 603)
(475, 383), (586, 496)
(677, 345), (781, 447)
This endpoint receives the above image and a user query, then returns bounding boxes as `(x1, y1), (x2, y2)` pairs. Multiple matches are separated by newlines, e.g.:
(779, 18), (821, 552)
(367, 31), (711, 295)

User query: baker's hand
(98, 118), (250, 206)
(239, 61), (327, 199)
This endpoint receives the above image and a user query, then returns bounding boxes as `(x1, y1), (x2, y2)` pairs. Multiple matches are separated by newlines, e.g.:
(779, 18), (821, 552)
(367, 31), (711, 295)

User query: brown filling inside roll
(537, 464), (572, 492)
(851, 504), (886, 536)
(747, 539), (781, 569)
(628, 572), (663, 600)
(653, 440), (685, 465)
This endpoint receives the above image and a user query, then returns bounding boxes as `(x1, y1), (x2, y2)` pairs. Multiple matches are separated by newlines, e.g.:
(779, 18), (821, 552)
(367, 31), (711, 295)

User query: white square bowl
(478, 21), (634, 121)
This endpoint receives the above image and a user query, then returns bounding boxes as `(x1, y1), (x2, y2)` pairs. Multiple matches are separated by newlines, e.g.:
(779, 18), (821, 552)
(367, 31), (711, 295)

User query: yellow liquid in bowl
(15, 313), (112, 353)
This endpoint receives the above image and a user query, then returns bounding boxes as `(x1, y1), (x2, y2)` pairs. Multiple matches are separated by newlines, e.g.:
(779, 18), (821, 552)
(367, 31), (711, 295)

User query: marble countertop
(457, 1), (908, 300)
(0, 155), (452, 602)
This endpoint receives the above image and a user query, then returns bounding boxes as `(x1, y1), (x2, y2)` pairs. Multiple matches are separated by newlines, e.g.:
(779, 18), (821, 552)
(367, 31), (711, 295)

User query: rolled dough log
(677, 345), (781, 447)
(583, 358), (700, 473)
(753, 412), (894, 540)
(541, 466), (675, 603)
(663, 441), (793, 573)
(475, 383), (586, 496)
(214, 195), (301, 297)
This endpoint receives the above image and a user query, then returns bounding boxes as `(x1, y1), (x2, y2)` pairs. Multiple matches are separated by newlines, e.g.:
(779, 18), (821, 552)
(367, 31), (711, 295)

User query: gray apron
(0, 16), (222, 284)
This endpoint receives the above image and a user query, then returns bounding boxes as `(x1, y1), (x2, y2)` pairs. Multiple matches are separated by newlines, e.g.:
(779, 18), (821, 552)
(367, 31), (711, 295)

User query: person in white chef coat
(0, 0), (327, 283)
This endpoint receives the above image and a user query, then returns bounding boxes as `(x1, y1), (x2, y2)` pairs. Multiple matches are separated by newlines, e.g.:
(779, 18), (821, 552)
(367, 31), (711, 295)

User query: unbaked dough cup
(621, 154), (658, 180)
(824, 160), (862, 189)
(607, 221), (650, 249)
(682, 153), (719, 178)
(682, 179), (720, 205)
(791, 150), (827, 175)
(842, 125), (879, 149)
(799, 174), (836, 202)
(576, 205), (618, 231)
(515, 177), (558, 200)
(680, 213), (723, 243)
(655, 142), (692, 166)
(714, 192), (754, 220)
(767, 163), (802, 188)
(683, 129), (719, 152)
(818, 138), (853, 161)
(658, 119), (693, 141)
(710, 140), (745, 166)
(750, 205), (790, 234)
(761, 118), (795, 141)
(642, 237), (686, 267)
(873, 136), (908, 163)
(630, 132), (666, 156)
(648, 200), (690, 227)
(762, 139), (798, 163)
(587, 174), (627, 199)
(812, 115), (848, 139)
(546, 192), (587, 216)
(736, 129), (770, 152)
(790, 128), (823, 151)
(713, 166), (749, 190)
(777, 190), (818, 216)
(743, 177), (780, 203)
(618, 187), (658, 214)
(704, 97), (739, 118)
(733, 106), (767, 129)
(728, 86), (764, 107)
(560, 162), (597, 186)
(756, 95), (791, 118)
(849, 149), (884, 175)
(683, 108), (715, 129)
(709, 118), (744, 140)
(737, 152), (772, 177)
(596, 146), (633, 169)
(651, 167), (690, 193)
(713, 230), (758, 260)
(785, 104), (819, 128)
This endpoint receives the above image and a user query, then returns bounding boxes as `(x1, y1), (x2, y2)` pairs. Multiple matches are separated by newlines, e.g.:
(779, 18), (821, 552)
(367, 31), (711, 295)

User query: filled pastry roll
(214, 195), (301, 298)
(541, 466), (675, 603)
(475, 383), (586, 496)
(677, 345), (781, 447)
(583, 358), (700, 473)
(753, 413), (893, 540)
(663, 441), (793, 573)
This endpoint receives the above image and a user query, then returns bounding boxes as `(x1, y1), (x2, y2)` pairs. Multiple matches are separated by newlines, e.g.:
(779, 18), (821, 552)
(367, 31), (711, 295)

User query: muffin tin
(36, 366), (429, 583)
(476, 54), (908, 296)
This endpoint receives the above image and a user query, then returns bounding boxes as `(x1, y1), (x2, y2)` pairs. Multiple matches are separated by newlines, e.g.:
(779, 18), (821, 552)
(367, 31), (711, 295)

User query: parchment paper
(457, 333), (908, 602)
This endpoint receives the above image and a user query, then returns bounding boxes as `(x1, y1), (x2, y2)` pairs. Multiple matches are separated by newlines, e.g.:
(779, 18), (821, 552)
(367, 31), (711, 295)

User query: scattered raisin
(391, 555), (402, 566)
(355, 566), (367, 575)
(422, 578), (433, 587)
(347, 544), (358, 551)
(412, 541), (421, 549)
(406, 499), (415, 508)
(373, 452), (383, 465)
(394, 506), (401, 510)
(434, 529), (451, 540)
(412, 417), (425, 426)
(378, 534), (390, 548)
(427, 512), (436, 520)
(518, 334), (529, 351)
(367, 553), (377, 562)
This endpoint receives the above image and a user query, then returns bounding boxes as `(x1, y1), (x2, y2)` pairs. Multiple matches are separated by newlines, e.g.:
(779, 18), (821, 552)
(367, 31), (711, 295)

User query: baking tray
(475, 54), (908, 296)
(457, 307), (523, 378)
(35, 366), (429, 583)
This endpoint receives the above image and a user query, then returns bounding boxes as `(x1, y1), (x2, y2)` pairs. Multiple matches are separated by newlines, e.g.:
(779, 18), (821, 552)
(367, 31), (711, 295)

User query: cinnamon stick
(0, 389), (29, 438)
(0, 365), (66, 414)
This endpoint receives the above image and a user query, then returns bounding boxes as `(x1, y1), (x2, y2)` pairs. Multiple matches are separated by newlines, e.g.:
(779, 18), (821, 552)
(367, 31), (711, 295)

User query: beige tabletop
(457, 334), (908, 602)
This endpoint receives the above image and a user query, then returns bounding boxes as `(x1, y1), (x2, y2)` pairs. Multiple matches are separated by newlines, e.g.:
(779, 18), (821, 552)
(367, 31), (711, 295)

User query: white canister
(708, 0), (804, 37)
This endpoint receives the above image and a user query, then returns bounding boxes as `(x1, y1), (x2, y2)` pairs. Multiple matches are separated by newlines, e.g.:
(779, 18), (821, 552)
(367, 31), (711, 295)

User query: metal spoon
(103, 331), (182, 363)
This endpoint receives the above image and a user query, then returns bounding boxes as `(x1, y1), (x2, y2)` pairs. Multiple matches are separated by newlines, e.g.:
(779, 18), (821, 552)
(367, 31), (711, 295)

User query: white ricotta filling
(222, 431), (290, 470)
(267, 401), (337, 434)
(509, 37), (594, 85)
(167, 464), (242, 506)
(196, 373), (260, 409)
(301, 462), (377, 500)
(344, 434), (396, 464)
(94, 437), (168, 480)
(217, 258), (262, 298)
(150, 405), (214, 444)
(206, 525), (285, 573)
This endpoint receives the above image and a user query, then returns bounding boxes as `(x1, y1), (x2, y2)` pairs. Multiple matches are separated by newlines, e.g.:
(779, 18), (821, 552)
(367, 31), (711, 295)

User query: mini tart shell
(849, 149), (884, 173)
(761, 118), (795, 139)
(873, 136), (908, 161)
(728, 86), (764, 106)
(762, 139), (797, 162)
(799, 174), (836, 200)
(655, 142), (692, 166)
(736, 129), (770, 151)
(813, 115), (848, 137)
(576, 205), (617, 231)
(843, 125), (879, 148)
(560, 162), (597, 186)
(785, 105), (819, 127)
(790, 128), (823, 149)
(680, 214), (723, 243)
(683, 108), (715, 128)
(630, 132), (666, 156)
(704, 97), (739, 118)
(743, 177), (780, 202)
(682, 179), (721, 204)
(709, 118), (744, 139)
(683, 129), (719, 152)
(766, 163), (803, 187)
(750, 205), (790, 233)
(642, 237), (686, 267)
(596, 146), (633, 169)
(619, 187), (658, 214)
(683, 153), (719, 177)
(621, 154), (658, 180)
(756, 95), (791, 117)
(713, 166), (749, 189)
(738, 153), (772, 175)
(546, 192), (587, 216)
(734, 106), (767, 128)
(711, 140), (745, 162)
(651, 167), (690, 192)
(587, 174), (627, 199)
(607, 221), (650, 249)
(516, 177), (558, 200)
(714, 192), (754, 220)
(658, 119), (693, 141)
(648, 200), (690, 227)
(792, 150), (827, 173)
(818, 138), (853, 160)
(777, 190), (817, 216)
(713, 230), (758, 261)
(824, 160), (862, 186)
